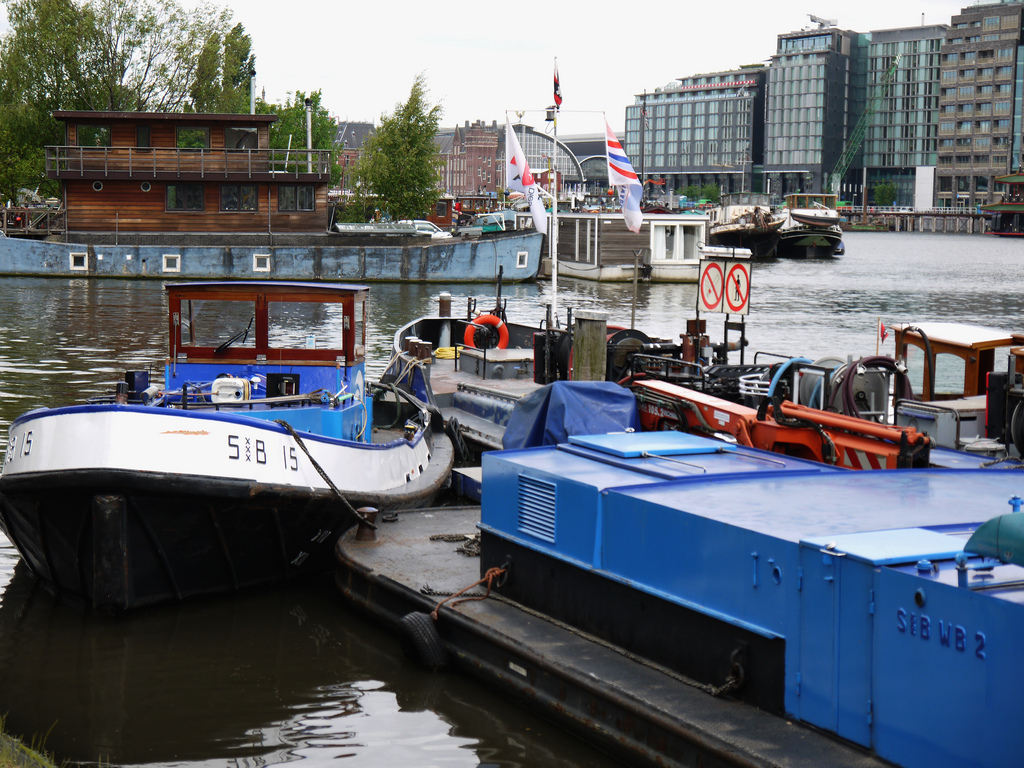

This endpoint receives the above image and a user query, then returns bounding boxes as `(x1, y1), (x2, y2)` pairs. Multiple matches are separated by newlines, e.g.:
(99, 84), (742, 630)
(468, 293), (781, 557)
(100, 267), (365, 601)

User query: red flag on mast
(554, 61), (562, 108)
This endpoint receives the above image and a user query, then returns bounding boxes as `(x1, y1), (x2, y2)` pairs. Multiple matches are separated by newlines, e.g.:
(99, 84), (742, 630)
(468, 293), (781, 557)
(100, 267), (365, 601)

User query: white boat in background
(776, 193), (843, 258)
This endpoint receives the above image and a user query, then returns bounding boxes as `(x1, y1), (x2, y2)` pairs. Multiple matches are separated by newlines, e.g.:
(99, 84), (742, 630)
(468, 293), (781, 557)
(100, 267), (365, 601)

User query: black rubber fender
(399, 611), (448, 671)
(1010, 400), (1024, 457)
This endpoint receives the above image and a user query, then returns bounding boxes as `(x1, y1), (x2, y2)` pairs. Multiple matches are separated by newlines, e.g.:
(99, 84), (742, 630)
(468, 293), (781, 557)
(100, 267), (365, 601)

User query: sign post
(697, 256), (752, 363)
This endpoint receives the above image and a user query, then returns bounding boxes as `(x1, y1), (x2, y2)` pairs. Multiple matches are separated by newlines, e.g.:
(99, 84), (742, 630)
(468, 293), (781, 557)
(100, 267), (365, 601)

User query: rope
(435, 347), (458, 360)
(431, 566), (506, 620)
(273, 419), (376, 530)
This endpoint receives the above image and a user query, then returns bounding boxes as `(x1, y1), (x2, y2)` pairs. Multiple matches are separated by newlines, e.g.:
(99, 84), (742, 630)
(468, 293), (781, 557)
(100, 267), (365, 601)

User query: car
(398, 220), (453, 239)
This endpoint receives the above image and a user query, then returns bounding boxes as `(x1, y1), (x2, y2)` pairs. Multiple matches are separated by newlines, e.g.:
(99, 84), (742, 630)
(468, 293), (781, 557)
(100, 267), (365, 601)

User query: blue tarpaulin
(501, 381), (639, 450)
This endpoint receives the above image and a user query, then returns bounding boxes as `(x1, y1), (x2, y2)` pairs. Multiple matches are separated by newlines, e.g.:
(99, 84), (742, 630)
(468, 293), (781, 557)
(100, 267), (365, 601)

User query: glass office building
(624, 67), (766, 196)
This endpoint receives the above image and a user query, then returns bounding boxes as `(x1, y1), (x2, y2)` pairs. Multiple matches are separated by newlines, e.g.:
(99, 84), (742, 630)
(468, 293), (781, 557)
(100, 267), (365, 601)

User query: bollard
(572, 310), (608, 381)
(438, 291), (452, 317)
(355, 507), (379, 541)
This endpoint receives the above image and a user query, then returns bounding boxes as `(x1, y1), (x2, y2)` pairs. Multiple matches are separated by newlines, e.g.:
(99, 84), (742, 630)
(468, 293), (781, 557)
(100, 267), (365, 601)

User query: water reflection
(0, 557), (607, 768)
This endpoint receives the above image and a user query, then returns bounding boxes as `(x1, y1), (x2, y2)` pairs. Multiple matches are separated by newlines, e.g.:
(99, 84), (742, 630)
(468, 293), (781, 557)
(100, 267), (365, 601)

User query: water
(0, 230), (1019, 767)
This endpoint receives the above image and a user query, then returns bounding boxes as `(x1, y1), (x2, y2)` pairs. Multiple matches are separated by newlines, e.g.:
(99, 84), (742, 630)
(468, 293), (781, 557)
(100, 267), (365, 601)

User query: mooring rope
(274, 419), (376, 530)
(431, 567), (506, 620)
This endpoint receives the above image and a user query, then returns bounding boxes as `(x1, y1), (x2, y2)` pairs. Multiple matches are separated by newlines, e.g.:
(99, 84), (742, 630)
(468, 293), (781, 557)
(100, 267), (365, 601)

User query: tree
(700, 183), (721, 204)
(873, 179), (898, 207)
(190, 22), (255, 113)
(680, 184), (701, 202)
(0, 104), (53, 203)
(352, 75), (443, 221)
(258, 89), (340, 187)
(0, 0), (241, 112)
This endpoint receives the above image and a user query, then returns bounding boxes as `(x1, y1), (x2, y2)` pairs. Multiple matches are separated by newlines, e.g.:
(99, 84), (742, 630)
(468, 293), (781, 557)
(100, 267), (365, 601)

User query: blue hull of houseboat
(479, 430), (1024, 768)
(0, 231), (543, 282)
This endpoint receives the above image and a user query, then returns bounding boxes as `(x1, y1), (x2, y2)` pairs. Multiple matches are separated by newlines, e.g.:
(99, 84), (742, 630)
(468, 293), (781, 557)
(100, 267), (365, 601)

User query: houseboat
(0, 110), (541, 282)
(553, 211), (713, 282)
(982, 173), (1024, 236)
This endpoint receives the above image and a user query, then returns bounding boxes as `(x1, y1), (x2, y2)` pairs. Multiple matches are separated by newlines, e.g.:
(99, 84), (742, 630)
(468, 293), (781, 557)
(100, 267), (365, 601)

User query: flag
(506, 118), (548, 233)
(553, 61), (562, 108)
(605, 119), (643, 233)
(879, 319), (889, 342)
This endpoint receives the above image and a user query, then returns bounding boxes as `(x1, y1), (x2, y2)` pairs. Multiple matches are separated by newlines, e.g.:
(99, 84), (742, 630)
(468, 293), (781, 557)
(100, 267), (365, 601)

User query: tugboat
(775, 193), (843, 258)
(707, 193), (784, 258)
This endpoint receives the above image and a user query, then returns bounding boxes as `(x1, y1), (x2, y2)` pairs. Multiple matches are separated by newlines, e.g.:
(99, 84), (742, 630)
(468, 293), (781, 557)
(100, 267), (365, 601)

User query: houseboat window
(78, 125), (110, 147)
(167, 184), (205, 212)
(220, 184), (258, 212)
(136, 126), (150, 148)
(225, 127), (258, 149)
(176, 127), (210, 149)
(278, 185), (315, 211)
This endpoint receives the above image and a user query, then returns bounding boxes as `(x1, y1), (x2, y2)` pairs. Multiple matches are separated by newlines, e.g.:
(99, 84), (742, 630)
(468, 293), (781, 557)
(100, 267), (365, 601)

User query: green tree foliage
(352, 75), (442, 221)
(256, 89), (340, 187)
(2, 0), (240, 112)
(190, 22), (255, 113)
(873, 179), (898, 207)
(700, 183), (721, 204)
(0, 104), (52, 203)
(680, 184), (701, 202)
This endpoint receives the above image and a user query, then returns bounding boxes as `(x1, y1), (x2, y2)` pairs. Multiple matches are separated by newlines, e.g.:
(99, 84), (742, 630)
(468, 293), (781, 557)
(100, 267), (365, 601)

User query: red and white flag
(506, 118), (548, 233)
(605, 120), (643, 233)
(878, 319), (889, 342)
(553, 60), (562, 108)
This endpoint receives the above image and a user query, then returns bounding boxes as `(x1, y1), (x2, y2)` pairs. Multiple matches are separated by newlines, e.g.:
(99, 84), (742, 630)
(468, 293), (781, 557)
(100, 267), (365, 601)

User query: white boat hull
(0, 405), (452, 610)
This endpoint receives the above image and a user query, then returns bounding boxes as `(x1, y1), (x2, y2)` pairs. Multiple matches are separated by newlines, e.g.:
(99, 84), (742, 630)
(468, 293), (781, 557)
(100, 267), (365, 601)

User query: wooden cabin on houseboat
(0, 110), (543, 282)
(48, 110), (330, 240)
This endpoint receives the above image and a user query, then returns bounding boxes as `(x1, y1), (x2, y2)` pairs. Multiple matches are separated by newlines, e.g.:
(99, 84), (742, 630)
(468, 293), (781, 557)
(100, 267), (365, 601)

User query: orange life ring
(464, 314), (509, 349)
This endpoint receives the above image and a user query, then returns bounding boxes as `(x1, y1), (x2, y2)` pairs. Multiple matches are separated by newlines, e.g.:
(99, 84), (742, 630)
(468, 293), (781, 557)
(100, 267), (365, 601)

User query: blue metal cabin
(163, 281), (371, 440)
(479, 431), (1024, 768)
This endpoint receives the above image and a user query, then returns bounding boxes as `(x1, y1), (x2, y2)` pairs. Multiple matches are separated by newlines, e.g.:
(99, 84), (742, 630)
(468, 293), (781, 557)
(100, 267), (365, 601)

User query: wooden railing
(0, 207), (66, 237)
(45, 146), (333, 179)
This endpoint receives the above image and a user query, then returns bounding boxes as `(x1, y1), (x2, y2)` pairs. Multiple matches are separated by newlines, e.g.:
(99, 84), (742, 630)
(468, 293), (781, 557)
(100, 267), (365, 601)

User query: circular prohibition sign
(698, 261), (725, 312)
(725, 262), (751, 315)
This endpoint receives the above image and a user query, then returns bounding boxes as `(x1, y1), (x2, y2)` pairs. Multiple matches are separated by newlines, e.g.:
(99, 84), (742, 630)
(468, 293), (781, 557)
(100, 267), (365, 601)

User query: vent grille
(517, 475), (556, 542)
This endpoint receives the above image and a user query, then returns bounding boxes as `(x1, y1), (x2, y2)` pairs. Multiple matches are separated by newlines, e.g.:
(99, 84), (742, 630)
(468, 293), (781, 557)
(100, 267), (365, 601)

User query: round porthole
(92, 181), (103, 191)
(140, 181), (151, 192)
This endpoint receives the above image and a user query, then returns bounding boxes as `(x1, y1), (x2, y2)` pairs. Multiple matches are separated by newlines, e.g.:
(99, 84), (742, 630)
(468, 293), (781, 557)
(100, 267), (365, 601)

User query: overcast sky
(3, 0), (972, 136)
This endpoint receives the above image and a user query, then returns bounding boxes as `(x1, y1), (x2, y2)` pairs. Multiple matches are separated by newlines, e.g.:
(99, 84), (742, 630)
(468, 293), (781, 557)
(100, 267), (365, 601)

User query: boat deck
(336, 506), (890, 768)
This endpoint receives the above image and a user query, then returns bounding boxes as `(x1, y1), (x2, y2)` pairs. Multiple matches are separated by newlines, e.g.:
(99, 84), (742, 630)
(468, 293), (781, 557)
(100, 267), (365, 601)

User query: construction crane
(827, 54), (902, 195)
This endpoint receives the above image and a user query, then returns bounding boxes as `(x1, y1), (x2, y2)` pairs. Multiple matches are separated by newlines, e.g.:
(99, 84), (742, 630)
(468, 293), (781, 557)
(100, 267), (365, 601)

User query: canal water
(0, 230), (1019, 767)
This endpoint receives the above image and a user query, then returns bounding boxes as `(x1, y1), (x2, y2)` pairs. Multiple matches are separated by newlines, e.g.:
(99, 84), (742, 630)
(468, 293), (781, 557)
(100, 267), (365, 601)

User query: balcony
(45, 146), (333, 182)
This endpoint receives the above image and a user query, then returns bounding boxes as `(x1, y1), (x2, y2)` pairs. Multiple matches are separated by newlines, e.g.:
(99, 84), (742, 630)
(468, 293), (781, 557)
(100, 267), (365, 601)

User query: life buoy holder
(464, 314), (509, 349)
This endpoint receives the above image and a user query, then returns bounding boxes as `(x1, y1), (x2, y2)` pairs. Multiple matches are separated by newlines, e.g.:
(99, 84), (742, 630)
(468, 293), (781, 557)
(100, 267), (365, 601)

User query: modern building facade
(861, 25), (946, 209)
(935, 1), (1024, 208)
(624, 67), (767, 197)
(763, 25), (864, 199)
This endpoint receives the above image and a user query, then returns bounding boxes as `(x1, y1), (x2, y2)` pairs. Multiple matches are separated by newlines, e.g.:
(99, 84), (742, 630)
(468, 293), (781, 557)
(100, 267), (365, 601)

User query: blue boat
(478, 429), (1024, 768)
(0, 281), (454, 610)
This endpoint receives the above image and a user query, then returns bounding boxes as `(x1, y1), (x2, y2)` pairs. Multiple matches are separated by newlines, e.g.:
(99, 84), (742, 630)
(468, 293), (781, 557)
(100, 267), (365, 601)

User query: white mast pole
(551, 57), (559, 324)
